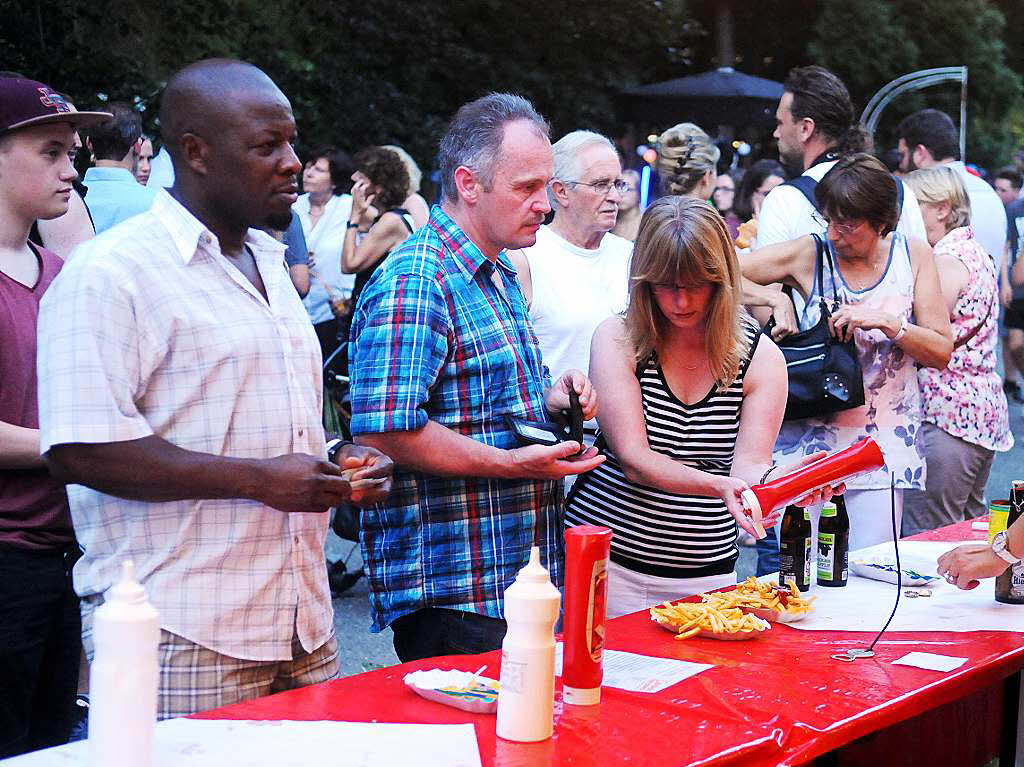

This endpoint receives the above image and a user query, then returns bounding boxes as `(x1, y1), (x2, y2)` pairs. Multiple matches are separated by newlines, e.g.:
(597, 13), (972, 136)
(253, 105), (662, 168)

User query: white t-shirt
(293, 193), (355, 325)
(521, 225), (632, 388)
(947, 161), (1007, 270)
(756, 160), (927, 249)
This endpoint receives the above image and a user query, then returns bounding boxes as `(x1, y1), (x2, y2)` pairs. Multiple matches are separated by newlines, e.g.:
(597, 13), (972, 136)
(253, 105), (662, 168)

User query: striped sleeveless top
(564, 318), (761, 578)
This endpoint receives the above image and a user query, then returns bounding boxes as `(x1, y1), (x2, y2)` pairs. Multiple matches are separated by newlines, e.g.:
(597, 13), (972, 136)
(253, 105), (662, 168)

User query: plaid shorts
(81, 599), (339, 719)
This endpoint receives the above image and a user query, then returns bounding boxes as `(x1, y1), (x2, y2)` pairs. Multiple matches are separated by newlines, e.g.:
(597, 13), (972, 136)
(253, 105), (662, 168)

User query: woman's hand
(351, 179), (376, 223)
(828, 304), (898, 344)
(937, 544), (1009, 590)
(767, 293), (799, 340)
(544, 369), (598, 421)
(713, 476), (782, 537)
(774, 451), (846, 506)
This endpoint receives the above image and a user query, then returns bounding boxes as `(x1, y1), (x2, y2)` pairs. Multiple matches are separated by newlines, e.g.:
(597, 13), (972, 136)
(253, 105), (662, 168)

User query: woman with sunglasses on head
(565, 197), (837, 618)
(900, 166), (1012, 536)
(741, 153), (952, 549)
(655, 123), (719, 201)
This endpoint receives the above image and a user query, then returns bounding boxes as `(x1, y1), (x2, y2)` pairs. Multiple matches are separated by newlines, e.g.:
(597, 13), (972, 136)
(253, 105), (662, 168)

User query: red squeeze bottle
(741, 438), (885, 538)
(562, 526), (612, 706)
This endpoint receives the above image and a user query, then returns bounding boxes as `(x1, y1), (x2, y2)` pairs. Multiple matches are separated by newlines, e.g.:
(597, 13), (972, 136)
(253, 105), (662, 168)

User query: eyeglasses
(713, 185), (735, 194)
(562, 179), (632, 196)
(822, 216), (866, 236)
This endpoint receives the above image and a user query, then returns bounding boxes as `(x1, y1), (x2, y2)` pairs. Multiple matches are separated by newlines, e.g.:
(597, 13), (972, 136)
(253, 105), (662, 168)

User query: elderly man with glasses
(509, 130), (633, 443)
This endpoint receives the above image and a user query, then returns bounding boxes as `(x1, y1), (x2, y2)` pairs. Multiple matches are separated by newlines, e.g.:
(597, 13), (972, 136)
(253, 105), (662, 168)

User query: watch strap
(993, 531), (1020, 565)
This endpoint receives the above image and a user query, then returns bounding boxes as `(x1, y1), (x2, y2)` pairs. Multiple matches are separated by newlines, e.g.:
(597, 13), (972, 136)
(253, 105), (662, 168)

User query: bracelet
(346, 221), (359, 230)
(893, 315), (908, 342)
(759, 465), (777, 485)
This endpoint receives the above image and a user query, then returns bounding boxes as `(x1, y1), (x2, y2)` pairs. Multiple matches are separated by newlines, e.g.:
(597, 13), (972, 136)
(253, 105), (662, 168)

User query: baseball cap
(0, 77), (112, 135)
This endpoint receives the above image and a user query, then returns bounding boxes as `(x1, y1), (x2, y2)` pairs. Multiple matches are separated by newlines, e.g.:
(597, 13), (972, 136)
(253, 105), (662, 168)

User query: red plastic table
(198, 520), (1023, 766)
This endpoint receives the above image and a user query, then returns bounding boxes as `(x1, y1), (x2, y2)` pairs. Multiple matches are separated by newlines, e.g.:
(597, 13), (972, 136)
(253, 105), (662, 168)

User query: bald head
(159, 59), (289, 159)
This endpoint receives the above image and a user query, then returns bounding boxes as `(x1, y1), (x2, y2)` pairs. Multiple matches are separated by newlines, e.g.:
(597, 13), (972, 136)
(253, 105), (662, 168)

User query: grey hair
(550, 130), (617, 206)
(438, 92), (550, 203)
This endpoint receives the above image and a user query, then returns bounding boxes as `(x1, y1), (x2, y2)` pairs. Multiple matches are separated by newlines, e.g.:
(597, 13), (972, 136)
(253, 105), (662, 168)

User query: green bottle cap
(821, 502), (837, 518)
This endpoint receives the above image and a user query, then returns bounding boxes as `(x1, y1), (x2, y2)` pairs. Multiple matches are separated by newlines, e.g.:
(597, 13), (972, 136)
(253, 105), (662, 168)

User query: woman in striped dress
(565, 196), (836, 618)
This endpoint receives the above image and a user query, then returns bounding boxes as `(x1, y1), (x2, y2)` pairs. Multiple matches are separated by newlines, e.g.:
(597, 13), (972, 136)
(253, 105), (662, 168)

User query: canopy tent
(617, 67), (784, 129)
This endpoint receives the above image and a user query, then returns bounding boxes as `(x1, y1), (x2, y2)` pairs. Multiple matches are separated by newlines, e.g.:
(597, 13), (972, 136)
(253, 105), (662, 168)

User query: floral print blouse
(774, 233), (926, 491)
(917, 226), (1012, 452)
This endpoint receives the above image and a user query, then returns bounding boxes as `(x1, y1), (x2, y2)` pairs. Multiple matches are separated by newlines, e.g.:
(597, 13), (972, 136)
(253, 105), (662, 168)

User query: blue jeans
(755, 527), (780, 576)
(0, 545), (81, 758)
(390, 607), (506, 663)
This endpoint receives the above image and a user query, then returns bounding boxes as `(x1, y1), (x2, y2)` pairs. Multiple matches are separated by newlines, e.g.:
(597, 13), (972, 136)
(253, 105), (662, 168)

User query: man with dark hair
(82, 101), (155, 232)
(0, 77), (109, 758)
(896, 108), (1006, 277)
(348, 93), (604, 662)
(994, 166), (1022, 206)
(36, 59), (393, 719)
(757, 66), (926, 252)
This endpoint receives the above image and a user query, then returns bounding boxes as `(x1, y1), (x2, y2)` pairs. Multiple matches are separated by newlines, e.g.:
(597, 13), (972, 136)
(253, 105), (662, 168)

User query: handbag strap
(953, 299), (994, 349)
(810, 233), (840, 314)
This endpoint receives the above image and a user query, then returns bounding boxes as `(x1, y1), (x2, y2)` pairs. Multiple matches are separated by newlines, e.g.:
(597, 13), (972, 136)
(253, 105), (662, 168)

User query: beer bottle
(779, 505), (812, 592)
(995, 481), (1024, 604)
(817, 497), (849, 587)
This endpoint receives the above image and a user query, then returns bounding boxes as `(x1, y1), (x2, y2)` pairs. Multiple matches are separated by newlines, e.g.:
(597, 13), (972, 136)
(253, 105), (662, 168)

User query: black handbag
(765, 234), (865, 421)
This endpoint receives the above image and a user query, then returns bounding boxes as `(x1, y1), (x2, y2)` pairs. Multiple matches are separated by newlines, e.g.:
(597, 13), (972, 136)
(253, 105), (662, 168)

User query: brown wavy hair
(625, 196), (749, 388)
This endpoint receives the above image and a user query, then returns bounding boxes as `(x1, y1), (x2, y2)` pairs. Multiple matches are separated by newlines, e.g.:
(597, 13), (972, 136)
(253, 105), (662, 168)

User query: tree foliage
(807, 0), (1022, 167)
(1, 0), (1021, 175)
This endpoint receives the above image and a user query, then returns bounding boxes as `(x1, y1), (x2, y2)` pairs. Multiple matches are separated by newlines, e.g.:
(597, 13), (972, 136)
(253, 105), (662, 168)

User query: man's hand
(937, 543), (1009, 590)
(256, 453), (352, 513)
(508, 441), (605, 480)
(1002, 279), (1013, 310)
(336, 442), (394, 505)
(544, 369), (598, 420)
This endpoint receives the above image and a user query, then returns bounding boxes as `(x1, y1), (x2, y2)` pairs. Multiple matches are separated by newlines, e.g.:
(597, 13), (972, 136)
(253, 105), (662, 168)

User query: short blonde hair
(656, 123), (719, 197)
(625, 196), (748, 388)
(904, 165), (971, 231)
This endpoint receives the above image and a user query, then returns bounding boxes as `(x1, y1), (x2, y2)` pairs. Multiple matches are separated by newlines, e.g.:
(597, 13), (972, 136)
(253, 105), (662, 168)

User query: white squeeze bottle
(89, 560), (159, 767)
(496, 545), (561, 742)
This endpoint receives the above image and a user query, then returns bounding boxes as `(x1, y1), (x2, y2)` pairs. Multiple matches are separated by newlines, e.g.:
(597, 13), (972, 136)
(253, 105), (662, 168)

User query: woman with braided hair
(655, 123), (720, 201)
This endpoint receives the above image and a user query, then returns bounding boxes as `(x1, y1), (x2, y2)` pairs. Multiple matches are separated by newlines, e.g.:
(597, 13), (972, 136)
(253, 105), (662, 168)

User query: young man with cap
(0, 77), (109, 758)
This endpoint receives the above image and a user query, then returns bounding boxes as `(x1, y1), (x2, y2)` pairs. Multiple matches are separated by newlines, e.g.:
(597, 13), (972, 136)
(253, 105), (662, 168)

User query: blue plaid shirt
(349, 206), (562, 632)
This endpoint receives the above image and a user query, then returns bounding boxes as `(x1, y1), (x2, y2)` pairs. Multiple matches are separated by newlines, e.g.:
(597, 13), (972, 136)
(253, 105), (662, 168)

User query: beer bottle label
(1012, 562), (1024, 599)
(818, 532), (836, 580)
(803, 537), (812, 584)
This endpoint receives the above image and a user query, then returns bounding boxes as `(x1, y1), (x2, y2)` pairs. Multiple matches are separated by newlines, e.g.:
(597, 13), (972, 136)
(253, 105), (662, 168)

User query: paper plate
(850, 556), (939, 587)
(404, 669), (499, 714)
(651, 613), (769, 640)
(745, 606), (809, 624)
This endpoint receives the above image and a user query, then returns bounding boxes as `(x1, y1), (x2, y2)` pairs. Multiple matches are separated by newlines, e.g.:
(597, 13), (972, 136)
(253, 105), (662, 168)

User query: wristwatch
(325, 437), (350, 464)
(992, 531), (1021, 565)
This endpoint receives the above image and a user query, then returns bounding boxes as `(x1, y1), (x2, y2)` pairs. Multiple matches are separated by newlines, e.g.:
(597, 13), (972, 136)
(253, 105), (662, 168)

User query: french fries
(702, 577), (815, 616)
(650, 602), (770, 640)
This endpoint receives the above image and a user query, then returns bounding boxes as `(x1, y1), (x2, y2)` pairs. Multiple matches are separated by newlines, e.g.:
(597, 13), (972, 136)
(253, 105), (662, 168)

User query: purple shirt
(0, 242), (72, 550)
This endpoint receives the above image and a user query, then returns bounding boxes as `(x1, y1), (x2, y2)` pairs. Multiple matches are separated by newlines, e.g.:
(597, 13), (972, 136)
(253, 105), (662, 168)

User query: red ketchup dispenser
(562, 526), (612, 706)
(741, 438), (885, 538)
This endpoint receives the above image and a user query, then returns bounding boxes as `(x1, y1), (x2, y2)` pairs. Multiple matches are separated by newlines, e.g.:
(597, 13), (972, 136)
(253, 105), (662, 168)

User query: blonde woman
(565, 197), (836, 617)
(656, 122), (719, 199)
(902, 166), (1013, 536)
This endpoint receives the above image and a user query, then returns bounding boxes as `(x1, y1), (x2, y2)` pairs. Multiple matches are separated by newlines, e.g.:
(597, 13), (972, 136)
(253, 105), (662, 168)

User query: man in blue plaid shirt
(349, 93), (604, 661)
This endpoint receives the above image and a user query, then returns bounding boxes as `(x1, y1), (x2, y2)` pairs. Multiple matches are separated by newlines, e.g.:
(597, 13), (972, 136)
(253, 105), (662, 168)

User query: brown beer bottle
(817, 498), (849, 587)
(995, 481), (1024, 604)
(779, 505), (812, 592)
